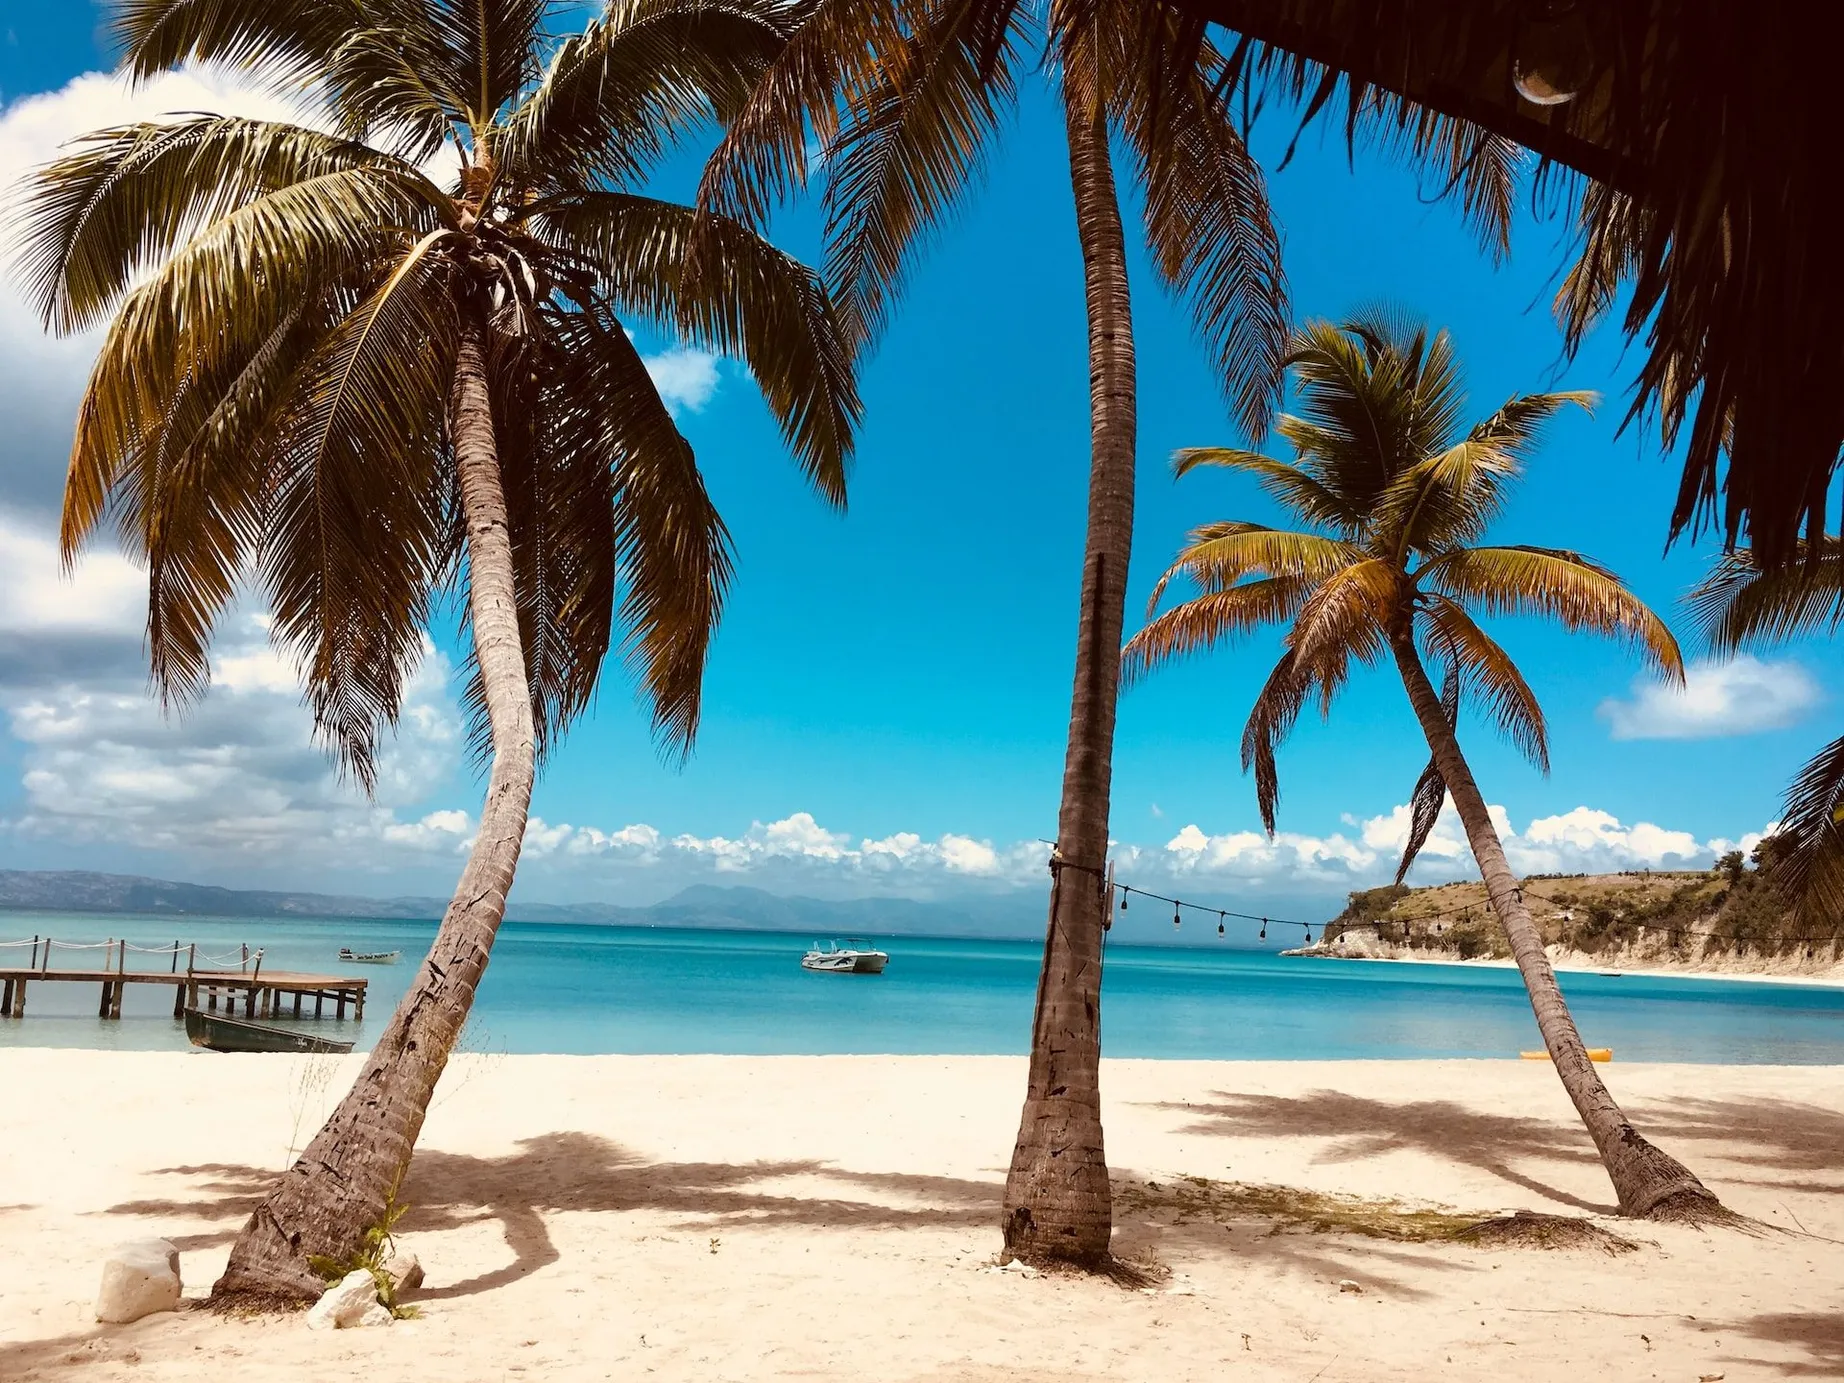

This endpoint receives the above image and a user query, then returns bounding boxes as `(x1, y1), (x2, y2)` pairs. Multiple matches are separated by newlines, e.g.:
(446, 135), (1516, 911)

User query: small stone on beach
(95, 1240), (181, 1324)
(306, 1270), (384, 1331)
(1338, 1279), (1363, 1294)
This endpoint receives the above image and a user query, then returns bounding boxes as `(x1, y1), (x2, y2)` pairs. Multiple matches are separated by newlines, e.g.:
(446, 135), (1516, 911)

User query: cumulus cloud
(642, 348), (723, 415)
(1598, 656), (1822, 740)
(502, 811), (1044, 889)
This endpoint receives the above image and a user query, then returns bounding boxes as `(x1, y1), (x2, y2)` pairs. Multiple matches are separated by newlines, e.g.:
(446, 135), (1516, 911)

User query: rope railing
(0, 938), (264, 972)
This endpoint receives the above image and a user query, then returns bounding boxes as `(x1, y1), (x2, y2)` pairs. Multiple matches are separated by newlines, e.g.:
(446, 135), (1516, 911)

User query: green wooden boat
(184, 1007), (355, 1054)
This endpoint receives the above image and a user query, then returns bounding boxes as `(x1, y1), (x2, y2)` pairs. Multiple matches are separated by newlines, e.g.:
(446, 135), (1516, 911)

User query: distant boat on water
(339, 948), (401, 964)
(185, 1008), (355, 1054)
(801, 940), (889, 975)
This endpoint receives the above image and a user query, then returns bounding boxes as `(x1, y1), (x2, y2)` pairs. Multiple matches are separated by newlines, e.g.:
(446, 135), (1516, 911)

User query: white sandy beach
(3, 1050), (1840, 1381)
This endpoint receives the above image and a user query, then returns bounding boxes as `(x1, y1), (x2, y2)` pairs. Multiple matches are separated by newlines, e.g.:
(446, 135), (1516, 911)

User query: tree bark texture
(1390, 631), (1720, 1219)
(1001, 92), (1137, 1265)
(213, 314), (539, 1301)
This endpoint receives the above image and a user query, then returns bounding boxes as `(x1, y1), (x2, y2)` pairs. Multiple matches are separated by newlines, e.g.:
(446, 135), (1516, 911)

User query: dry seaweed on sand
(1115, 1175), (1484, 1243)
(1451, 1211), (1641, 1255)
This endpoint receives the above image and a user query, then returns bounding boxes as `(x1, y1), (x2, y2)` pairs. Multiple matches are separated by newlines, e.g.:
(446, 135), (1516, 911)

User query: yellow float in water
(1520, 1048), (1612, 1062)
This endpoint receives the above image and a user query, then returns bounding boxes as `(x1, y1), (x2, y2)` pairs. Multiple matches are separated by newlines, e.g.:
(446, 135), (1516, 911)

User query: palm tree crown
(1126, 313), (1683, 877)
(19, 0), (859, 783)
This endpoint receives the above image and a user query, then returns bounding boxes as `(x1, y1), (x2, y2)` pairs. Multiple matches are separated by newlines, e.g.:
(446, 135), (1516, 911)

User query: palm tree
(1124, 313), (1724, 1222)
(1689, 538), (1844, 926)
(697, 0), (1295, 1263)
(18, 0), (857, 1301)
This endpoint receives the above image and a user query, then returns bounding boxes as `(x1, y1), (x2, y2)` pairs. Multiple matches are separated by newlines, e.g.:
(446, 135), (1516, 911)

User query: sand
(2, 1050), (1840, 1381)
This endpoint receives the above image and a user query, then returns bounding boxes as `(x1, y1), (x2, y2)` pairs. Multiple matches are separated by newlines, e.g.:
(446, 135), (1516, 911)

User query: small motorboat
(801, 940), (889, 974)
(185, 1007), (355, 1054)
(339, 948), (402, 964)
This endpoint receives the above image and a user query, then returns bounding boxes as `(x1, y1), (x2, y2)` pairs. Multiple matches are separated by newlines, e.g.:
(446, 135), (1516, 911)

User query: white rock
(1338, 1278), (1363, 1294)
(95, 1240), (181, 1324)
(999, 1259), (1039, 1278)
(306, 1270), (382, 1331)
(357, 1302), (395, 1328)
(381, 1249), (423, 1292)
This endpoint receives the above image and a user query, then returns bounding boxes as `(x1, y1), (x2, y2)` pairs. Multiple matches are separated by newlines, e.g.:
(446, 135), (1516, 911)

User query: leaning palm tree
(1125, 313), (1724, 1222)
(698, 0), (1291, 1265)
(1689, 538), (1844, 927)
(17, 0), (857, 1301)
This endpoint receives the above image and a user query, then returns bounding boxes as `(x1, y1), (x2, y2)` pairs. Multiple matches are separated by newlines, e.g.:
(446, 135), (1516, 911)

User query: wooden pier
(0, 937), (366, 1023)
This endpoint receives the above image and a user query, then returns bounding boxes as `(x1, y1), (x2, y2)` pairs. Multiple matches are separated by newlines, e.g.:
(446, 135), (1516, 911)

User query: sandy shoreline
(3, 1049), (1840, 1381)
(1285, 948), (1844, 988)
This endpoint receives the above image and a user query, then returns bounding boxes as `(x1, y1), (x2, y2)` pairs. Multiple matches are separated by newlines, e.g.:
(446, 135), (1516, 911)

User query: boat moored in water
(338, 948), (402, 964)
(184, 1007), (356, 1054)
(801, 940), (889, 974)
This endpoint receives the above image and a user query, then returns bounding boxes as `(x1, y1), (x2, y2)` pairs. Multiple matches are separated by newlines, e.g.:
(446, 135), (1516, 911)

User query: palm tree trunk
(1001, 90), (1136, 1265)
(213, 313), (538, 1303)
(1389, 630), (1722, 1221)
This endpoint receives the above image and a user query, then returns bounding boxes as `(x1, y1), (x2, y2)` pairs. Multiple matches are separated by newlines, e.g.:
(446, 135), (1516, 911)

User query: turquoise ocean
(2, 911), (1842, 1062)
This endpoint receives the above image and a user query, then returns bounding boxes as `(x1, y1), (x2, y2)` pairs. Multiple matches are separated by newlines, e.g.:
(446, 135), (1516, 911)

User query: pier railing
(0, 937), (367, 1023)
(0, 936), (263, 976)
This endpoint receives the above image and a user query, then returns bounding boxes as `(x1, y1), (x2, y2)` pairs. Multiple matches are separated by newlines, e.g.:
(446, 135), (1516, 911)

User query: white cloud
(1598, 656), (1822, 740)
(642, 347), (722, 415)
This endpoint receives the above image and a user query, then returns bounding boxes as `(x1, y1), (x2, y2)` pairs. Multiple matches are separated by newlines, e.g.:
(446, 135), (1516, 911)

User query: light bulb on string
(1173, 903), (1182, 930)
(1259, 918), (1266, 940)
(1511, 0), (1593, 106)
(1217, 911), (1226, 937)
(1304, 925), (1313, 944)
(1119, 891), (1128, 912)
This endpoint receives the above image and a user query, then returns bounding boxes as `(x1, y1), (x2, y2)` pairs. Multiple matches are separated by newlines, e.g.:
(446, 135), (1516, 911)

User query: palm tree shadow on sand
(1149, 1089), (1623, 1214)
(1146, 1088), (1844, 1219)
(101, 1133), (1004, 1300)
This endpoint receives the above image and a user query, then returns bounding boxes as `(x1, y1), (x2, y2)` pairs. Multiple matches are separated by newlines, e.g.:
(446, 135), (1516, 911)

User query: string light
(1057, 853), (1844, 952)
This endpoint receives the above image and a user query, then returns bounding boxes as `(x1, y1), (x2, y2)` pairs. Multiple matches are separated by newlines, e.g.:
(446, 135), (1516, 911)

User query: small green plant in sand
(307, 1193), (420, 1319)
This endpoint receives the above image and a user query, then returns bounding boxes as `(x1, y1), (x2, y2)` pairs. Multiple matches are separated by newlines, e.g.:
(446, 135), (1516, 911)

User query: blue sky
(0, 6), (1825, 924)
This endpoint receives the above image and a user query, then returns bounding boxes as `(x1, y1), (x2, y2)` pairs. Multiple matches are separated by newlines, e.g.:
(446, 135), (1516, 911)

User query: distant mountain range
(0, 870), (1044, 939)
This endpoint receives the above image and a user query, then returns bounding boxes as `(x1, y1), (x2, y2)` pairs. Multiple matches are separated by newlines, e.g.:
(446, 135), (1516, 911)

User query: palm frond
(537, 192), (858, 500)
(694, 0), (911, 232)
(113, 0), (366, 88)
(1687, 538), (1844, 653)
(1121, 574), (1309, 683)
(1142, 521), (1359, 611)
(59, 165), (436, 567)
(1420, 594), (1548, 773)
(16, 116), (443, 336)
(434, 0), (550, 127)
(1370, 390), (1593, 557)
(1119, 20), (1287, 437)
(1395, 655), (1459, 884)
(1284, 555), (1394, 674)
(260, 244), (457, 789)
(1555, 181), (1648, 354)
(499, 0), (796, 193)
(1239, 648), (1312, 833)
(1172, 447), (1362, 534)
(546, 302), (732, 756)
(818, 0), (1029, 352)
(1771, 735), (1844, 931)
(1420, 545), (1684, 682)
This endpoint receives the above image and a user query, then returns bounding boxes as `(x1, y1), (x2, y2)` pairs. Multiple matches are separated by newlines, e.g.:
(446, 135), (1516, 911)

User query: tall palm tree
(1124, 314), (1724, 1222)
(697, 0), (1294, 1263)
(1690, 538), (1844, 926)
(18, 0), (858, 1301)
